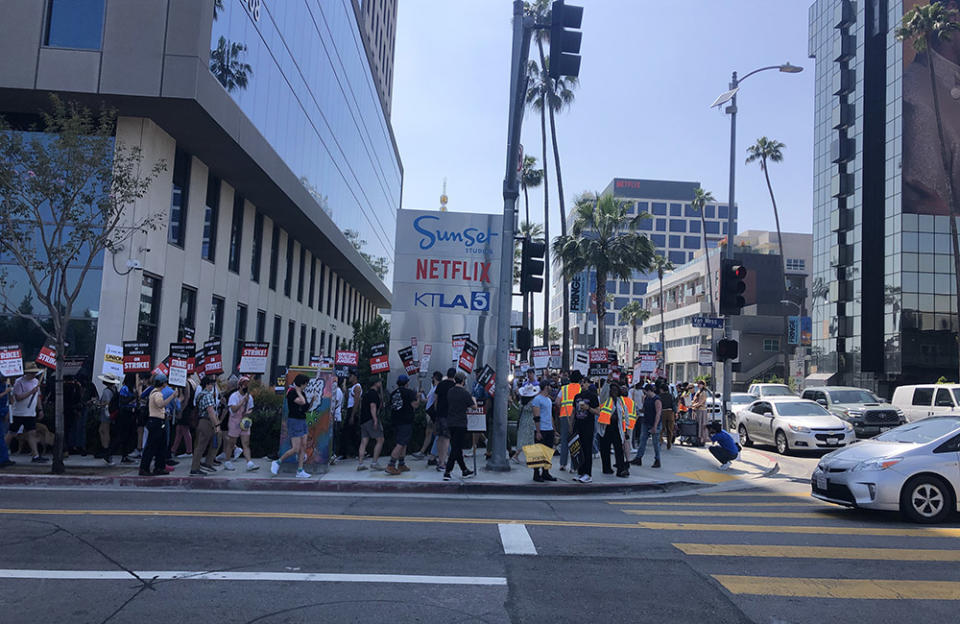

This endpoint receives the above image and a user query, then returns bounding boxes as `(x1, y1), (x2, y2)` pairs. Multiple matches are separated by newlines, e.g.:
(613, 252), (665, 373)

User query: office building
(0, 0), (401, 379)
(359, 0), (398, 118)
(808, 0), (956, 394)
(550, 178), (737, 348)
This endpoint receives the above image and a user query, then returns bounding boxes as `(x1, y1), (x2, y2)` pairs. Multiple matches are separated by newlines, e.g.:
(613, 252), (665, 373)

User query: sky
(390, 0), (816, 315)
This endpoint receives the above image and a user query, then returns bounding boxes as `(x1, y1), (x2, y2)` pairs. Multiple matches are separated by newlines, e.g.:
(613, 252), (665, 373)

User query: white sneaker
(357, 463), (368, 471)
(271, 460), (279, 475)
(246, 461), (259, 471)
(579, 474), (593, 484)
(296, 469), (311, 479)
(371, 462), (383, 471)
(130, 450), (142, 459)
(233, 447), (243, 460)
(177, 453), (192, 459)
(216, 453), (226, 462)
(719, 462), (731, 471)
(223, 460), (236, 471)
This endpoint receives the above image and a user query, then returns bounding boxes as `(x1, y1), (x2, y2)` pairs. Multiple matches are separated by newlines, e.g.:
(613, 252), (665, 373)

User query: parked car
(746, 383), (796, 399)
(725, 392), (756, 428)
(736, 397), (855, 455)
(890, 384), (960, 422)
(811, 416), (960, 523)
(800, 386), (904, 438)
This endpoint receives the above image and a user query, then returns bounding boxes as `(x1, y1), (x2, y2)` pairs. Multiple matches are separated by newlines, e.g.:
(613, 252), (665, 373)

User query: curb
(0, 473), (704, 496)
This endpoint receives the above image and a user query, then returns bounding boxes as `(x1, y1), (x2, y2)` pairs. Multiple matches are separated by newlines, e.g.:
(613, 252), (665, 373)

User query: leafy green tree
(619, 300), (650, 361)
(520, 155), (543, 232)
(553, 193), (655, 348)
(897, 3), (960, 379)
(533, 326), (560, 343)
(650, 254), (675, 370)
(350, 316), (390, 390)
(0, 96), (166, 473)
(210, 36), (253, 93)
(343, 229), (389, 280)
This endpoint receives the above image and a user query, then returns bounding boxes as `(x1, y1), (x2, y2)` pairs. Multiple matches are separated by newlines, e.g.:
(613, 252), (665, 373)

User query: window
(668, 251), (686, 265)
(321, 331), (327, 356)
(669, 203), (682, 217)
(168, 148), (190, 247)
(284, 236), (294, 297)
(286, 320), (295, 367)
(308, 259), (316, 308)
(326, 269), (334, 316)
(619, 281), (630, 295)
(651, 202), (667, 216)
(328, 333), (333, 356)
(689, 220), (701, 234)
(669, 235), (681, 248)
(234, 304), (247, 368)
(209, 296), (225, 339)
(44, 0), (104, 50)
(637, 202), (649, 213)
(178, 286), (197, 340)
(786, 258), (806, 271)
(705, 205), (716, 218)
(310, 328), (317, 359)
(683, 236), (700, 250)
(762, 338), (780, 352)
(271, 316), (281, 379)
(318, 263), (326, 313)
(650, 234), (666, 247)
(137, 274), (162, 358)
(299, 323), (306, 365)
(655, 219), (666, 232)
(228, 194), (244, 273)
(912, 387), (934, 406)
(333, 277), (341, 321)
(297, 246), (305, 303)
(268, 223), (280, 290)
(718, 205), (729, 219)
(935, 388), (955, 407)
(202, 174), (220, 261)
(255, 310), (266, 342)
(669, 219), (686, 233)
(638, 218), (653, 231)
(251, 212), (264, 282)
(704, 221), (720, 234)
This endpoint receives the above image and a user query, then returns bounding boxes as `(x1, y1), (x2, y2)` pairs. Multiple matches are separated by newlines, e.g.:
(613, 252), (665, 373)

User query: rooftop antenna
(440, 178), (448, 212)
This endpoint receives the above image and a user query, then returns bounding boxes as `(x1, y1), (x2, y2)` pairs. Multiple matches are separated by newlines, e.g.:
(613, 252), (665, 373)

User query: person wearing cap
(139, 373), (179, 476)
(9, 364), (47, 463)
(572, 381), (600, 483)
(224, 376), (258, 471)
(385, 374), (420, 475)
(530, 380), (557, 482)
(94, 373), (121, 465)
(191, 376), (222, 475)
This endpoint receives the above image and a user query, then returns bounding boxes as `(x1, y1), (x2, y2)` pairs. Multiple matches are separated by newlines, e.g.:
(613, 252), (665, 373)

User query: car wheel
(775, 430), (790, 455)
(738, 424), (753, 448)
(900, 475), (955, 524)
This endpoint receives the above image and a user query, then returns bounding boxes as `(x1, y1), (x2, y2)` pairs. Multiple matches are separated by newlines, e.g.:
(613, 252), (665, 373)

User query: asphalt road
(0, 455), (957, 624)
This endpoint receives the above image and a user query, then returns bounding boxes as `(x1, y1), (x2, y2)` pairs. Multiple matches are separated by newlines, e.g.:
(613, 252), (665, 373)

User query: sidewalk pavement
(0, 444), (778, 495)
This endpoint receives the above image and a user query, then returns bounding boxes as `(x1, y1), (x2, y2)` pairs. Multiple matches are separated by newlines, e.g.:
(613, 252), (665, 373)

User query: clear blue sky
(392, 0), (814, 234)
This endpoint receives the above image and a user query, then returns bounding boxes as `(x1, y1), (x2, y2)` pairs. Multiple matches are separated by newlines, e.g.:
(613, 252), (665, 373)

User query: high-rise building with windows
(359, 0), (398, 118)
(808, 0), (958, 394)
(550, 178), (737, 348)
(0, 0), (400, 379)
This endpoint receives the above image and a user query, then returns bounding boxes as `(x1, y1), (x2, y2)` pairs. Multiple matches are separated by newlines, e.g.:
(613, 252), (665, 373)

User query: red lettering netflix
(415, 259), (491, 283)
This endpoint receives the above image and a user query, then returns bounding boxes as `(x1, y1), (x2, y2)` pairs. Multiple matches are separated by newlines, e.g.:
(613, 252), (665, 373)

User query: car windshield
(874, 418), (960, 444)
(763, 386), (794, 396)
(730, 395), (753, 405)
(775, 401), (831, 417)
(829, 390), (878, 404)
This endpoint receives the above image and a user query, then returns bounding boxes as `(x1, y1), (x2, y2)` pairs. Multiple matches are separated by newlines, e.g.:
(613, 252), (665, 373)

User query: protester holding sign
(139, 374), (179, 476)
(224, 376), (257, 472)
(442, 372), (476, 481)
(530, 381), (557, 482)
(10, 364), (46, 463)
(190, 376), (222, 476)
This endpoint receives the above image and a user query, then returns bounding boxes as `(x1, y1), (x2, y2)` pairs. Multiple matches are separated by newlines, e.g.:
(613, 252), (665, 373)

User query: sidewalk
(0, 445), (778, 495)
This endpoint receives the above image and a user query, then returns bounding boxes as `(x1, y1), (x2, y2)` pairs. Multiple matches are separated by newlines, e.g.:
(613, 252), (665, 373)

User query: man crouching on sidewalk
(706, 422), (739, 470)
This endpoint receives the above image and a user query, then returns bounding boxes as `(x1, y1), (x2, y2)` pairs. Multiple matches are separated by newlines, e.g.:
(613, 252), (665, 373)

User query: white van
(890, 384), (960, 422)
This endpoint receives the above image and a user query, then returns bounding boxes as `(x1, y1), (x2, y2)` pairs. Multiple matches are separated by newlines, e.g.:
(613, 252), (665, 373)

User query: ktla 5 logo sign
(414, 291), (491, 311)
(413, 215), (498, 254)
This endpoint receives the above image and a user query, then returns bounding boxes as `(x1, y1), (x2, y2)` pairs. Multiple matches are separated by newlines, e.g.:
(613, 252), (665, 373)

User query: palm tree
(210, 36), (253, 93)
(527, 0), (579, 369)
(515, 220), (544, 334)
(650, 254), (675, 372)
(534, 327), (560, 343)
(691, 188), (717, 314)
(526, 58), (552, 346)
(898, 3), (960, 380)
(619, 301), (650, 364)
(553, 193), (655, 348)
(520, 155), (543, 231)
(746, 137), (788, 289)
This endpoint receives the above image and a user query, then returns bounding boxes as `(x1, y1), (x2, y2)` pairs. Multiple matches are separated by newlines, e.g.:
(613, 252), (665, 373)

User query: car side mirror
(816, 398), (827, 406)
(763, 412), (774, 418)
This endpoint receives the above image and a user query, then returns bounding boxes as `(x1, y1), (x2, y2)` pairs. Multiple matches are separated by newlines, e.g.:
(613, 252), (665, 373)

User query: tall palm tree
(527, 0), (579, 369)
(898, 3), (960, 380)
(520, 155), (543, 230)
(691, 187), (717, 314)
(515, 220), (544, 335)
(650, 254), (675, 373)
(526, 58), (552, 345)
(619, 301), (650, 364)
(553, 193), (655, 348)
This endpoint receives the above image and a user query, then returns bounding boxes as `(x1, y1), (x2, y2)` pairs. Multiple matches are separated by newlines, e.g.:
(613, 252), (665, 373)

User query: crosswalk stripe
(676, 543), (960, 561)
(635, 521), (960, 537)
(498, 523), (537, 555)
(713, 575), (960, 600)
(611, 501), (829, 508)
(624, 510), (832, 518)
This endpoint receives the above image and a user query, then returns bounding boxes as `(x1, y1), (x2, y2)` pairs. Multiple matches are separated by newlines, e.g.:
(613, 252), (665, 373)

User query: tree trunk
(925, 43), (960, 381)
(700, 212), (716, 314)
(53, 337), (65, 474)
(522, 183), (531, 336)
(596, 270), (607, 349)
(659, 271), (666, 376)
(538, 76), (550, 347)
(763, 158), (791, 383)
(539, 40), (571, 370)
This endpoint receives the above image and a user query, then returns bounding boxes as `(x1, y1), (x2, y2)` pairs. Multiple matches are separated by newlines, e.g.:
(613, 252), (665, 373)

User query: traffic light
(549, 0), (583, 80)
(717, 338), (739, 362)
(719, 258), (747, 316)
(517, 327), (532, 352)
(520, 239), (546, 293)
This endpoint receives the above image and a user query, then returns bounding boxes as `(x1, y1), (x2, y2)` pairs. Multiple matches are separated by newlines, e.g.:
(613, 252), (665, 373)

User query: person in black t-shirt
(385, 375), (420, 475)
(357, 378), (384, 470)
(432, 368), (457, 471)
(572, 384), (600, 483)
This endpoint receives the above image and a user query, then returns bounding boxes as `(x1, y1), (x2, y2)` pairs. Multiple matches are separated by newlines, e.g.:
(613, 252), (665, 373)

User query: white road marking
(498, 523), (537, 555)
(0, 569), (506, 586)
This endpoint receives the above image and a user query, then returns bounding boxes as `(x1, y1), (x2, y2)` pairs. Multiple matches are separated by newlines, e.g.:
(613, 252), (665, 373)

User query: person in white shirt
(223, 376), (257, 471)
(330, 379), (345, 463)
(9, 365), (45, 462)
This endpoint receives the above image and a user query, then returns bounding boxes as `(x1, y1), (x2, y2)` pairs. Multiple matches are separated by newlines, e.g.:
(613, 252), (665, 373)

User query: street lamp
(711, 61), (803, 421)
(780, 299), (801, 314)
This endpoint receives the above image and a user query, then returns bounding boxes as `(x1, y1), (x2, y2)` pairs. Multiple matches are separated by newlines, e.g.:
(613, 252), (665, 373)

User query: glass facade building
(809, 0), (958, 395)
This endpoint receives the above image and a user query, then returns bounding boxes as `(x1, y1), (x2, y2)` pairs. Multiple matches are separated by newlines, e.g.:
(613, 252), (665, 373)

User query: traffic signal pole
(489, 0), (533, 472)
(721, 72), (738, 428)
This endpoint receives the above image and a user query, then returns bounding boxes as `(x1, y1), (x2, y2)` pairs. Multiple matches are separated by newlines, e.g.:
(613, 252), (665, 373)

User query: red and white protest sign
(398, 346), (418, 375)
(123, 341), (152, 373)
(451, 333), (470, 363)
(419, 344), (432, 374)
(152, 357), (170, 378)
(335, 350), (359, 378)
(458, 338), (479, 374)
(238, 341), (269, 374)
(36, 344), (57, 370)
(202, 339), (223, 375)
(531, 346), (550, 371)
(478, 364), (495, 396)
(550, 344), (561, 369)
(370, 343), (390, 374)
(0, 345), (24, 377)
(168, 343), (193, 388)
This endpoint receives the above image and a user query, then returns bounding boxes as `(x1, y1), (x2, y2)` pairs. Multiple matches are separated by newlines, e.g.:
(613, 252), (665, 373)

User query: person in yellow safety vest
(596, 382), (630, 477)
(553, 370), (583, 471)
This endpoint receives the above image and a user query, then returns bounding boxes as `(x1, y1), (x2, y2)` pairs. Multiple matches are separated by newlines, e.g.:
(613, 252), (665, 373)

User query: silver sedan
(812, 416), (960, 523)
(736, 398), (856, 454)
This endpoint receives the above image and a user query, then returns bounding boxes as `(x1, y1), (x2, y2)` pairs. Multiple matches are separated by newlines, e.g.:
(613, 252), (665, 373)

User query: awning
(804, 372), (835, 387)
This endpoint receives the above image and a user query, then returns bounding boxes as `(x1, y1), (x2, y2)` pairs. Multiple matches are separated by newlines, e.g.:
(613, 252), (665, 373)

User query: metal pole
(489, 0), (532, 472)
(721, 71), (738, 425)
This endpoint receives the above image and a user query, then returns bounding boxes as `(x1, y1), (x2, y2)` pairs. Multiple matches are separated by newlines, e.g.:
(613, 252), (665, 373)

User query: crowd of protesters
(0, 357), (736, 480)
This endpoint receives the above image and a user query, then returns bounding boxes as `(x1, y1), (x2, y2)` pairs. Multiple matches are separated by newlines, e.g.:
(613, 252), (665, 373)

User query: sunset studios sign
(390, 209), (503, 386)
